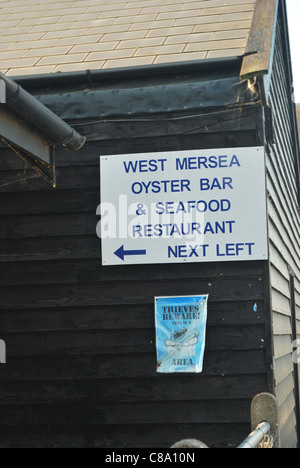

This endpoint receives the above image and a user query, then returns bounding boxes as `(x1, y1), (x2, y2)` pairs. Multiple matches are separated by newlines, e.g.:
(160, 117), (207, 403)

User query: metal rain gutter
(13, 57), (243, 90)
(0, 71), (86, 151)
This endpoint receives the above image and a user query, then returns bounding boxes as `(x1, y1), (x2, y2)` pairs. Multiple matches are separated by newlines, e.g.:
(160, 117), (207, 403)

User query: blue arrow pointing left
(114, 245), (147, 261)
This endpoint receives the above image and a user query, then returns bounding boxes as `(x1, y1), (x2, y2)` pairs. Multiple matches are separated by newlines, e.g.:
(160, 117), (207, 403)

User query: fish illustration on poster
(155, 295), (209, 373)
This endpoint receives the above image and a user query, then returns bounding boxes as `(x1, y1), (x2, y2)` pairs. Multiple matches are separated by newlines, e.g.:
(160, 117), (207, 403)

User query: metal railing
(238, 421), (272, 449)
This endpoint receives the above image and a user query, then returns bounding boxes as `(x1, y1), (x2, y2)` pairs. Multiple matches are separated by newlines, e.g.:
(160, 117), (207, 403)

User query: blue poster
(155, 295), (209, 373)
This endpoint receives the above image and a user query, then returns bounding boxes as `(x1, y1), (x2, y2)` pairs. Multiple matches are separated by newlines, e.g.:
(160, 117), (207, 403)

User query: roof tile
(0, 0), (257, 76)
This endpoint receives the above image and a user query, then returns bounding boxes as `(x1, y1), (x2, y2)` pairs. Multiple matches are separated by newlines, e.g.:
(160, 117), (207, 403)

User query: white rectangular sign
(100, 147), (268, 266)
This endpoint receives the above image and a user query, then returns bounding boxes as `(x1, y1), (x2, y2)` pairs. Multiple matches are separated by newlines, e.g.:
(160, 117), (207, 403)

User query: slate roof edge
(240, 0), (279, 80)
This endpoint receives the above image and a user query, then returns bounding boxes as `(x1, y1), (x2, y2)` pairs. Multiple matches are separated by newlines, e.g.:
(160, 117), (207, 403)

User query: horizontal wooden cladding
(0, 277), (264, 309)
(0, 235), (99, 263)
(270, 265), (291, 300)
(0, 300), (264, 334)
(273, 335), (293, 361)
(0, 353), (266, 447)
(0, 352), (267, 383)
(0, 400), (251, 426)
(267, 176), (300, 278)
(0, 106), (259, 172)
(1, 325), (265, 358)
(0, 188), (99, 216)
(0, 232), (265, 264)
(0, 125), (257, 175)
(274, 354), (294, 389)
(0, 165), (99, 193)
(276, 373), (295, 409)
(266, 19), (300, 448)
(0, 212), (96, 239)
(279, 412), (298, 449)
(0, 259), (263, 286)
(0, 135), (259, 194)
(0, 103), (266, 447)
(269, 242), (290, 282)
(0, 422), (251, 448)
(71, 105), (259, 142)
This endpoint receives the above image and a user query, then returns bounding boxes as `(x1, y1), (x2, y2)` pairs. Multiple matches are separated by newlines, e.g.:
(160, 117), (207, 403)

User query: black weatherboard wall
(0, 0), (299, 450)
(0, 58), (271, 448)
(264, 2), (300, 447)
